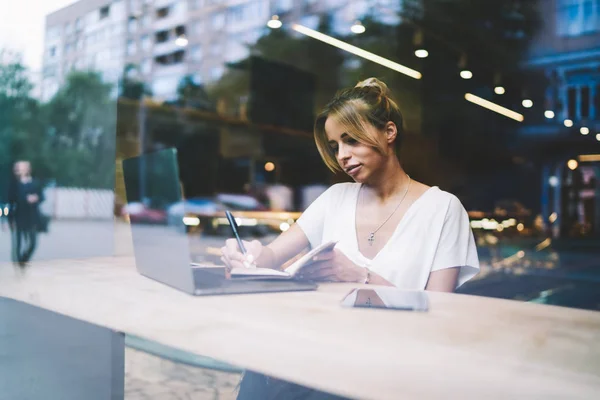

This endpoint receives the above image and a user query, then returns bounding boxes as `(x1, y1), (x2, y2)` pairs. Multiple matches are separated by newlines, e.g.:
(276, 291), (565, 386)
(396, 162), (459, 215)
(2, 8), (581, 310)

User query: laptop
(122, 148), (317, 295)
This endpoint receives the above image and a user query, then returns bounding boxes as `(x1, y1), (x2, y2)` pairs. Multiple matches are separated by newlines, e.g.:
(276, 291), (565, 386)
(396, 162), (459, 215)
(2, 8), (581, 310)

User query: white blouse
(296, 183), (480, 289)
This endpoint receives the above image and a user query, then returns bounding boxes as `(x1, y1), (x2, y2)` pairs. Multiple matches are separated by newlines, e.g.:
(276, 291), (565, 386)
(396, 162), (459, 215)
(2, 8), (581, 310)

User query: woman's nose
(337, 144), (350, 161)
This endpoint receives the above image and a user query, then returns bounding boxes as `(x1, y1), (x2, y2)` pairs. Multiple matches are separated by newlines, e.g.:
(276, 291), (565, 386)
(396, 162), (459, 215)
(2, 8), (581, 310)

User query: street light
(596, 133), (600, 142)
(567, 159), (578, 170)
(544, 110), (554, 119)
(522, 99), (533, 108)
(564, 119), (573, 127)
(580, 127), (589, 135)
(267, 15), (282, 29)
(494, 86), (505, 95)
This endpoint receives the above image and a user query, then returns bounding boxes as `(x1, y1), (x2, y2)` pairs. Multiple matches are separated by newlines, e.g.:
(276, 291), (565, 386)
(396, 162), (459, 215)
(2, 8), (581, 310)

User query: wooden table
(1, 256), (600, 399)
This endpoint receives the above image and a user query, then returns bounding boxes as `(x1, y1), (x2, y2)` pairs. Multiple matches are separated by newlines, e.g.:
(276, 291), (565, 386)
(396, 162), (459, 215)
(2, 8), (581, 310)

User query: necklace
(363, 175), (411, 246)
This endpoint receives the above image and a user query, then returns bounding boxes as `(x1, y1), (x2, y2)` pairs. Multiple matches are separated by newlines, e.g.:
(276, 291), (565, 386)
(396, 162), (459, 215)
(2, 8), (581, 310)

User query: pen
(225, 210), (247, 254)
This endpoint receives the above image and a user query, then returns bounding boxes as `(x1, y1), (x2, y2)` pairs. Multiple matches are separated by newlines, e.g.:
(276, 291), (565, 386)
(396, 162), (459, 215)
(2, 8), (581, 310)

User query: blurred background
(1, 0), (599, 307)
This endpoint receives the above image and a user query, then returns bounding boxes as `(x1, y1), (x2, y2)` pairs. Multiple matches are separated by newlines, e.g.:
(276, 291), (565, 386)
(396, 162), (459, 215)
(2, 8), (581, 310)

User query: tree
(175, 75), (214, 111)
(44, 71), (117, 188)
(119, 63), (152, 100)
(0, 51), (47, 189)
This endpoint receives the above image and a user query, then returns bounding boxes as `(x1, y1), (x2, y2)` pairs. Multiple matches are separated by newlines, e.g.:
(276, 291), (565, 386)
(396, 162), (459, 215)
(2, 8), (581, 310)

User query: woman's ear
(384, 122), (397, 145)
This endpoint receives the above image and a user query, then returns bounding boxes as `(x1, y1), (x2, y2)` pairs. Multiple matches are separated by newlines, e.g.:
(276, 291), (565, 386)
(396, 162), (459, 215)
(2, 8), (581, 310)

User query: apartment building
(41, 0), (129, 101)
(41, 0), (401, 102)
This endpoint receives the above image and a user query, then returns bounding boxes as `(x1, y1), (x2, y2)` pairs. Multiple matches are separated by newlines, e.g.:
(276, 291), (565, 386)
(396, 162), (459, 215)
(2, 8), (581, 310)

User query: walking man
(8, 160), (44, 267)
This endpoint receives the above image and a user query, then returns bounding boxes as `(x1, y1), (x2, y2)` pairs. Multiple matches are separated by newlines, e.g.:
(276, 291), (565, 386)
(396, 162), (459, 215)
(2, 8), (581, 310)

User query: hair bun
(354, 77), (388, 96)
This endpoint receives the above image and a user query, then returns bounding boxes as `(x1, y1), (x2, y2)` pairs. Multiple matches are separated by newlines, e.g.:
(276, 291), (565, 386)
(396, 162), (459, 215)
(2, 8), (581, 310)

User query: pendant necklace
(365, 175), (411, 246)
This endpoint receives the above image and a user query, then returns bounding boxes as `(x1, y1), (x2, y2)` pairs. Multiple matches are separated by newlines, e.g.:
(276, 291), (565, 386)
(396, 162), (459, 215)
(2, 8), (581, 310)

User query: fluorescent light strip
(291, 23), (422, 80)
(464, 93), (524, 122)
(579, 154), (600, 162)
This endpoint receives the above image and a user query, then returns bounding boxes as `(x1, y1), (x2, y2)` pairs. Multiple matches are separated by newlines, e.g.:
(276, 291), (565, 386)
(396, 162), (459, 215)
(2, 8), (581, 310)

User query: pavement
(125, 348), (241, 400)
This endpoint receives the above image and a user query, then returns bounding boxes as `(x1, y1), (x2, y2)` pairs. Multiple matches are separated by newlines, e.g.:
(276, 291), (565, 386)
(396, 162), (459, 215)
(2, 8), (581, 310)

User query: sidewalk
(125, 348), (240, 400)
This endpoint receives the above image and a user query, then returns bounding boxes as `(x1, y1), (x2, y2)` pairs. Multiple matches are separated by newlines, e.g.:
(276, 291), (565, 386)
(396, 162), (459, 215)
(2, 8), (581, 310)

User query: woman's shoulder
(325, 182), (361, 197)
(415, 184), (465, 212)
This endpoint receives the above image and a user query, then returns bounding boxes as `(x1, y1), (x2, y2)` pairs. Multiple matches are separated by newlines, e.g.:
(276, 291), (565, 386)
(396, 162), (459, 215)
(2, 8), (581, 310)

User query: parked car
(122, 202), (168, 225)
(167, 194), (300, 237)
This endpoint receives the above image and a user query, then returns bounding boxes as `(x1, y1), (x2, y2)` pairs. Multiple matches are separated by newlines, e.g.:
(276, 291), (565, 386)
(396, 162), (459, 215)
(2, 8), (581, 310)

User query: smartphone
(341, 288), (429, 312)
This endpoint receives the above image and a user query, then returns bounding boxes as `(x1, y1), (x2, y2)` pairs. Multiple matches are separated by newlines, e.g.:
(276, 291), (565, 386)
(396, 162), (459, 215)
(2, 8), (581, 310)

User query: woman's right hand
(220, 239), (264, 271)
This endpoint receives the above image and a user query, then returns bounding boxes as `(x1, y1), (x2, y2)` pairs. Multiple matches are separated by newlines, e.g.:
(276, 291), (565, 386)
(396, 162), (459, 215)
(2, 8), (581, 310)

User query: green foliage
(0, 57), (116, 190)
(119, 63), (152, 100)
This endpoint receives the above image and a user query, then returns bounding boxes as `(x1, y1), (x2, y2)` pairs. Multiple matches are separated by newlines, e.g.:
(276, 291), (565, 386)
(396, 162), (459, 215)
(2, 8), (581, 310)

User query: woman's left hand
(297, 249), (366, 283)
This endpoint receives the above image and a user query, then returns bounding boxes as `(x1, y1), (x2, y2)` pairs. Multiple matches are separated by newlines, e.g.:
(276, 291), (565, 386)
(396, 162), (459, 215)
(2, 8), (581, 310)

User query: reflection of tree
(0, 51), (47, 196)
(0, 53), (117, 190)
(174, 75), (214, 111)
(0, 51), (42, 162)
(119, 63), (152, 100)
(44, 71), (116, 189)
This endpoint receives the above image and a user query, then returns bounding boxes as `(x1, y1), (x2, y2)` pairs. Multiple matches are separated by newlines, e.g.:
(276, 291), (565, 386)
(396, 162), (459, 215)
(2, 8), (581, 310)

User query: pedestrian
(8, 160), (44, 267)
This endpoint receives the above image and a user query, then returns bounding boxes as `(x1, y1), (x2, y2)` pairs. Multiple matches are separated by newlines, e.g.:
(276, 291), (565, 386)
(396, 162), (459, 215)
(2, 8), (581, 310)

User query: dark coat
(7, 178), (44, 230)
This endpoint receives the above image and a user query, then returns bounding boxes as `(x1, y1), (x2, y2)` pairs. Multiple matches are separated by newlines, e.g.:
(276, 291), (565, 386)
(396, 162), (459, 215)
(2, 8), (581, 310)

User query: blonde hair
(314, 78), (405, 172)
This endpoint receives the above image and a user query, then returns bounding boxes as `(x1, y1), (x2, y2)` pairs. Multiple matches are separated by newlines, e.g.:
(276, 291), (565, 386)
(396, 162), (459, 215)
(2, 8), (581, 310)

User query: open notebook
(231, 241), (338, 279)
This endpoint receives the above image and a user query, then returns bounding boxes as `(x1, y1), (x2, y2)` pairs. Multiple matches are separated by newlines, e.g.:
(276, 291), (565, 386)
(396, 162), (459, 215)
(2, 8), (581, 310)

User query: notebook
(231, 241), (338, 279)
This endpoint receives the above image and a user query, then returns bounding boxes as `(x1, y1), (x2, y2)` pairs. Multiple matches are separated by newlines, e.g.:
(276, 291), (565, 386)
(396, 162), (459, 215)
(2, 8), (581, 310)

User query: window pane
(567, 87), (577, 119)
(581, 86), (590, 118)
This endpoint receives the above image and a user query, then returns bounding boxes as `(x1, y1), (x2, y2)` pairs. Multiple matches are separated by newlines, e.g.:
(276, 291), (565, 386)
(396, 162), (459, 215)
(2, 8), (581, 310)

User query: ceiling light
(267, 15), (282, 29)
(291, 23), (422, 79)
(350, 20), (365, 34)
(464, 93), (524, 122)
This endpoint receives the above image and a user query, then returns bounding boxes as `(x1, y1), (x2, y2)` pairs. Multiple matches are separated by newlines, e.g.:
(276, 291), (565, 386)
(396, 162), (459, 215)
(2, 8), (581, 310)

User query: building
(41, 0), (402, 102)
(521, 0), (600, 237)
(41, 0), (129, 101)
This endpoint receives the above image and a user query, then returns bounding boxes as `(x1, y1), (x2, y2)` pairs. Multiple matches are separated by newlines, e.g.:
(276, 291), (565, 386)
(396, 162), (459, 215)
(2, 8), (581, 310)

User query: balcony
(153, 40), (181, 57)
(153, 62), (187, 78)
(154, 0), (175, 8)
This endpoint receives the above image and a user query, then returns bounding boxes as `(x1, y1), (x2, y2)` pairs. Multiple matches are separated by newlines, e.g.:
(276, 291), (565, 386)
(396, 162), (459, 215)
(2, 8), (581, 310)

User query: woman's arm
(425, 267), (460, 292)
(257, 223), (311, 270)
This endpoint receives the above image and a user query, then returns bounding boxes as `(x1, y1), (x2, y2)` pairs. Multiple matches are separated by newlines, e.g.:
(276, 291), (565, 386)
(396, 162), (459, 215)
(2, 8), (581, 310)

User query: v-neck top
(296, 183), (480, 289)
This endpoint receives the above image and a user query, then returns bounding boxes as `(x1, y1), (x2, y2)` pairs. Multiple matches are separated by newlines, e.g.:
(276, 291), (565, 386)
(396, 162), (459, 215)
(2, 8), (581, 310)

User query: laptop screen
(122, 148), (197, 293)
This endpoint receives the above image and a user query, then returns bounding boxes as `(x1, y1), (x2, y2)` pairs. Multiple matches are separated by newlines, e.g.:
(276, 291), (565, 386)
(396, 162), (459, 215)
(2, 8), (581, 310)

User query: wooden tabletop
(1, 257), (600, 399)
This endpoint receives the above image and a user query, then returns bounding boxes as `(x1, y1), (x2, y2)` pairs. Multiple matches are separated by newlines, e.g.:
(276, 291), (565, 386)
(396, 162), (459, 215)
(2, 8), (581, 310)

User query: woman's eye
(330, 146), (338, 153)
(346, 138), (358, 144)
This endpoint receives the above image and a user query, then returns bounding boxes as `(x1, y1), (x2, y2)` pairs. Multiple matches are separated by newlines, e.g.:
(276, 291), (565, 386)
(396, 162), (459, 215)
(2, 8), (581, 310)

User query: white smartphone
(341, 287), (429, 312)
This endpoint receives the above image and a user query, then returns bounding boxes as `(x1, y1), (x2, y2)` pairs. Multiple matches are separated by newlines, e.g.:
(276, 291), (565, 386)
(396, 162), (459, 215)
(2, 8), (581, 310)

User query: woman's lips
(346, 165), (361, 176)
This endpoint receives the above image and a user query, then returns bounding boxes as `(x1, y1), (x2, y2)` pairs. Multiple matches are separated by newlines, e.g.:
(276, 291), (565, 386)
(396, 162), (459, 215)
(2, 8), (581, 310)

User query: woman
(222, 77), (479, 291)
(223, 79), (480, 399)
